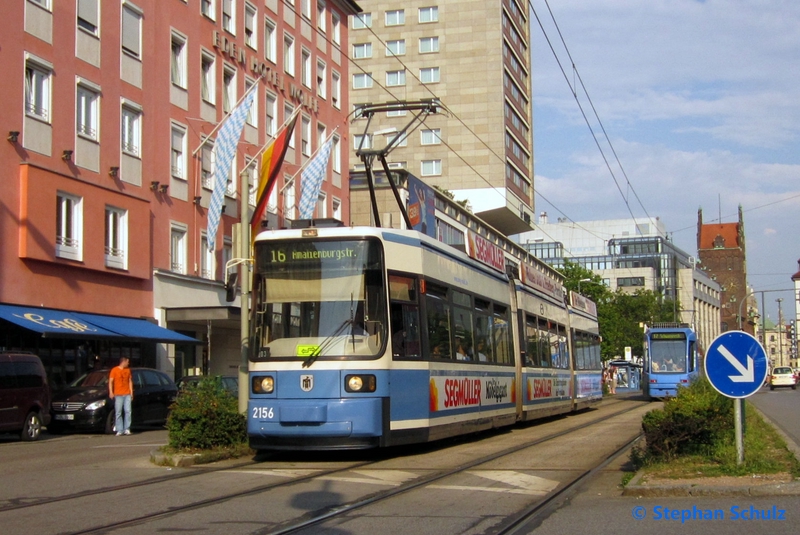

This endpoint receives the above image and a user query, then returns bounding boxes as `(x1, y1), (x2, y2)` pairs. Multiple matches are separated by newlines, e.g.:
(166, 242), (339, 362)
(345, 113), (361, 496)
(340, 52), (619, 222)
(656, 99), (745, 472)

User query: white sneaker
(115, 432), (123, 436)
(123, 430), (132, 435)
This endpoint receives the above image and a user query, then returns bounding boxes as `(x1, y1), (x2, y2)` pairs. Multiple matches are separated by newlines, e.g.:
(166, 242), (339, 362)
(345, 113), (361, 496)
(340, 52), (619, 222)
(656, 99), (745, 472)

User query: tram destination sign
(705, 331), (768, 399)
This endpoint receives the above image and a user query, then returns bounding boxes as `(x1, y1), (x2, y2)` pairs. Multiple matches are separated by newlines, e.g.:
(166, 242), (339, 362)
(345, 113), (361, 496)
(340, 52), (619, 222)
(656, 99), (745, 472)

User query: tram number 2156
(252, 407), (275, 419)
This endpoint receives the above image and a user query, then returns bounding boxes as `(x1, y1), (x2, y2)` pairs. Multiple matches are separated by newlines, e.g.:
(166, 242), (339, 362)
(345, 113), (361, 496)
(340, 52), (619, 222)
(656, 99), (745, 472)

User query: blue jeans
(114, 395), (132, 434)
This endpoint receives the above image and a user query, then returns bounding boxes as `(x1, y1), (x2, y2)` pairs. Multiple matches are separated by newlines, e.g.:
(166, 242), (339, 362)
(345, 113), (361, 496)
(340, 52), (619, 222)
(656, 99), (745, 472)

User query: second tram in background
(642, 323), (700, 399)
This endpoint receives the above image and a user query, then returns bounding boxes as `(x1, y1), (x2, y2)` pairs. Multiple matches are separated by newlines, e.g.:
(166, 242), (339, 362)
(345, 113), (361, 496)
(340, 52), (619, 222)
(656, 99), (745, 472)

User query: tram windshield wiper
(301, 318), (354, 368)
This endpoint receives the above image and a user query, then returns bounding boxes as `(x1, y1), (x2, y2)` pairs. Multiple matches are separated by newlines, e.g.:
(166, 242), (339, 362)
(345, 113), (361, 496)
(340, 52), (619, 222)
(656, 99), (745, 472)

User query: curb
(150, 448), (203, 467)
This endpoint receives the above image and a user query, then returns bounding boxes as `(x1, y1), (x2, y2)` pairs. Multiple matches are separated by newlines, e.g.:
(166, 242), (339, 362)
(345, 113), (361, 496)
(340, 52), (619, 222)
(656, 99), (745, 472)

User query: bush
(166, 376), (247, 450)
(634, 377), (733, 465)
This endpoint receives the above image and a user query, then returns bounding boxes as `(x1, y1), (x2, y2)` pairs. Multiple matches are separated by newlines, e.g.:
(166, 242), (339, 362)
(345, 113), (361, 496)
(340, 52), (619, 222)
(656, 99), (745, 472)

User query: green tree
(558, 260), (680, 361)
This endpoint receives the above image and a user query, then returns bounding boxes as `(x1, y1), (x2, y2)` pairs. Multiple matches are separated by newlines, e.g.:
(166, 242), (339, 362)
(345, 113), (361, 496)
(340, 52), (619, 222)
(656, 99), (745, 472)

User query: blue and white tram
(567, 293), (604, 409)
(642, 323), (699, 399)
(247, 225), (599, 450)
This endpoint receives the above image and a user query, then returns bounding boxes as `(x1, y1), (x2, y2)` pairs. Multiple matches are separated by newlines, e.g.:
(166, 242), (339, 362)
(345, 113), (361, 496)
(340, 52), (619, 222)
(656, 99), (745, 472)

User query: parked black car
(49, 368), (177, 434)
(0, 352), (51, 441)
(176, 374), (238, 395)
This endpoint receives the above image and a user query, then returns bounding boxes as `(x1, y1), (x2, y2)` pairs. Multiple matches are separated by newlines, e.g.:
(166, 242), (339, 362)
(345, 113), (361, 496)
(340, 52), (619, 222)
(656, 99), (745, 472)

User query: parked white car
(769, 367), (797, 390)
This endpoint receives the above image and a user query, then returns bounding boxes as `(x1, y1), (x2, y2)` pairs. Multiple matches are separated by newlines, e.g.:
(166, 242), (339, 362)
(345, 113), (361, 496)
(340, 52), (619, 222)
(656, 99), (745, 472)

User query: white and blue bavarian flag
(298, 138), (333, 220)
(206, 88), (257, 251)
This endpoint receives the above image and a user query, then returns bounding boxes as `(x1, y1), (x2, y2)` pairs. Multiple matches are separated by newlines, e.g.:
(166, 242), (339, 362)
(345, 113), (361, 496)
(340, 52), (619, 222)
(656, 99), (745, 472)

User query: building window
(386, 70), (405, 87)
(244, 3), (257, 49)
(222, 0), (235, 33)
(352, 42), (372, 58)
(419, 6), (439, 23)
(284, 180), (295, 220)
(385, 9), (404, 26)
(265, 92), (277, 136)
(316, 60), (327, 98)
(354, 134), (372, 150)
(201, 52), (215, 104)
(421, 128), (441, 145)
(387, 109), (406, 117)
(201, 0), (215, 20)
(171, 124), (186, 179)
(284, 34), (295, 76)
(301, 48), (311, 87)
(332, 134), (341, 172)
(331, 12), (341, 44)
(223, 238), (233, 275)
(200, 233), (215, 279)
(264, 18), (277, 62)
(420, 67), (440, 83)
(316, 192), (327, 218)
(223, 66), (235, 113)
(617, 277), (645, 287)
(76, 82), (99, 140)
(245, 157), (257, 205)
(421, 159), (442, 176)
(25, 59), (51, 122)
(201, 140), (213, 189)
(301, 0), (311, 19)
(332, 197), (341, 220)
(121, 4), (142, 58)
(301, 115), (311, 156)
(317, 1), (326, 32)
(245, 78), (257, 127)
(353, 73), (373, 89)
(331, 71), (340, 108)
(419, 36), (439, 53)
(171, 32), (187, 88)
(352, 13), (371, 29)
(121, 102), (141, 157)
(29, 0), (51, 8)
(56, 192), (82, 261)
(285, 104), (296, 148)
(105, 206), (128, 270)
(386, 39), (405, 56)
(170, 224), (187, 274)
(77, 0), (99, 35)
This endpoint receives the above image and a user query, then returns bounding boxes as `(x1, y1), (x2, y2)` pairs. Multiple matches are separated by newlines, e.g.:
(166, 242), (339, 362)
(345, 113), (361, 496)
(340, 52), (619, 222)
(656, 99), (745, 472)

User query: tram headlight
(252, 375), (275, 394)
(345, 374), (376, 393)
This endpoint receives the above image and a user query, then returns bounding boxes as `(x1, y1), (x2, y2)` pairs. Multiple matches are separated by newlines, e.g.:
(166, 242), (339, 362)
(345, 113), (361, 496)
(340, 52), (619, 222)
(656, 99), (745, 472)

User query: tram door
(389, 274), (421, 358)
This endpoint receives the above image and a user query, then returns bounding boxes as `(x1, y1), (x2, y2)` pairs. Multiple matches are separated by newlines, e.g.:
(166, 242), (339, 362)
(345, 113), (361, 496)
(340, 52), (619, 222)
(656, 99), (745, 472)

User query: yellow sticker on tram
(296, 345), (321, 357)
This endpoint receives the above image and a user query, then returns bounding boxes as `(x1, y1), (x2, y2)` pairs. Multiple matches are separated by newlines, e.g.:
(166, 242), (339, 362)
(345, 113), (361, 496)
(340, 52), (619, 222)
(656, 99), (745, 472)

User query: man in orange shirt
(108, 356), (134, 436)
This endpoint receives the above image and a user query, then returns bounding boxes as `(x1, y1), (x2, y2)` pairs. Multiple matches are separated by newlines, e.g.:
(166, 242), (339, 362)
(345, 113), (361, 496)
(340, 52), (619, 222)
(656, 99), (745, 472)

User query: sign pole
(705, 330), (768, 468)
(734, 398), (743, 465)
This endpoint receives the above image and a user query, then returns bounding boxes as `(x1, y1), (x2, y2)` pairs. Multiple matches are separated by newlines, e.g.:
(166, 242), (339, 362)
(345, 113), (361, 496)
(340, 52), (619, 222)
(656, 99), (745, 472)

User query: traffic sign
(705, 331), (768, 398)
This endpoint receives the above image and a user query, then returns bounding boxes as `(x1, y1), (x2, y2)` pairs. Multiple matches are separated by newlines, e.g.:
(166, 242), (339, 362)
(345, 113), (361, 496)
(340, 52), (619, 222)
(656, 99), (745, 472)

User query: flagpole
(192, 75), (263, 157)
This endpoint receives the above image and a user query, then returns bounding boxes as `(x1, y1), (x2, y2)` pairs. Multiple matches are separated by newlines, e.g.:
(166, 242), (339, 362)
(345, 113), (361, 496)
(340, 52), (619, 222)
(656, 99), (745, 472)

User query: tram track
(43, 398), (647, 535)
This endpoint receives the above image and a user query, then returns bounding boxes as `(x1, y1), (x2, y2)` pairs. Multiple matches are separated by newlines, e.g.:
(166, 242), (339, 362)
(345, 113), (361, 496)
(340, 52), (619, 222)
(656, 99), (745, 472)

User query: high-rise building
(0, 0), (360, 386)
(347, 1), (534, 236)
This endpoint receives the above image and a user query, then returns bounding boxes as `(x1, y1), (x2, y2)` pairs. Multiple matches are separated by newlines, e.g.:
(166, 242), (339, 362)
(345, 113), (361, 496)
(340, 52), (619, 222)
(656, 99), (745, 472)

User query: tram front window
(252, 238), (387, 360)
(650, 339), (686, 373)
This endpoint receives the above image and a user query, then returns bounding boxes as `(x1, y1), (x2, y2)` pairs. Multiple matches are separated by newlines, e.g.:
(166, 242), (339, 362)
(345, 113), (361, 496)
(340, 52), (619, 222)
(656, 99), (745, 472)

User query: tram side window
(556, 325), (569, 369)
(493, 305), (512, 364)
(425, 291), (451, 359)
(573, 331), (585, 370)
(389, 274), (421, 359)
(452, 290), (474, 361)
(688, 341), (696, 372)
(537, 318), (550, 367)
(473, 298), (494, 363)
(524, 316), (540, 366)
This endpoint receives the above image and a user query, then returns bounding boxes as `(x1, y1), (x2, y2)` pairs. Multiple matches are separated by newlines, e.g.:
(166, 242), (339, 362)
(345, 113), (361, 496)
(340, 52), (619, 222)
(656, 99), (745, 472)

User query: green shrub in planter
(167, 376), (247, 450)
(637, 377), (733, 463)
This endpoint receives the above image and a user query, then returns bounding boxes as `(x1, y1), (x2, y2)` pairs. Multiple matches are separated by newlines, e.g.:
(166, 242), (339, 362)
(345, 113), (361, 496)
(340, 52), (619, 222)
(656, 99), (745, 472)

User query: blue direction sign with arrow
(706, 331), (768, 398)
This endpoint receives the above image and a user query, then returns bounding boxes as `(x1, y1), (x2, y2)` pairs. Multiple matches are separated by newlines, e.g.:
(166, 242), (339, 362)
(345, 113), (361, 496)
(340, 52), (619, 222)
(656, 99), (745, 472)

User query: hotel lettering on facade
(0, 0), (359, 387)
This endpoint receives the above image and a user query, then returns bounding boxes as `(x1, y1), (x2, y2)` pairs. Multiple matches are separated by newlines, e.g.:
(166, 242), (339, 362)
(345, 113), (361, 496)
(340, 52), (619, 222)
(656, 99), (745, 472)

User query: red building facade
(1, 0), (359, 382)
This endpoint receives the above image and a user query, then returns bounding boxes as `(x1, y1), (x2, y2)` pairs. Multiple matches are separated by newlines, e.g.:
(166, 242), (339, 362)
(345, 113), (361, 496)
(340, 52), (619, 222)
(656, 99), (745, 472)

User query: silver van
(0, 352), (52, 440)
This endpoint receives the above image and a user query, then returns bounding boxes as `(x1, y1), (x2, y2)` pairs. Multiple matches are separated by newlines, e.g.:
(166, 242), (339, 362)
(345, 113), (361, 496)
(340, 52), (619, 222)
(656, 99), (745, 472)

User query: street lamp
(577, 278), (591, 294)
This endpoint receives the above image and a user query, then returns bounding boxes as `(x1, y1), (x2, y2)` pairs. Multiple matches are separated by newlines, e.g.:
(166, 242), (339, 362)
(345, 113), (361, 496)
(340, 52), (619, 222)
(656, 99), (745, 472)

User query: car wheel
(20, 412), (42, 441)
(770, 385), (775, 391)
(792, 385), (797, 390)
(104, 410), (116, 435)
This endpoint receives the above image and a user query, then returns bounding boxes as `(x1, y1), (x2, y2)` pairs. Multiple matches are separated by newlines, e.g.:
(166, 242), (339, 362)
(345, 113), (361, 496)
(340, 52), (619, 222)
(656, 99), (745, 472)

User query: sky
(528, 0), (800, 324)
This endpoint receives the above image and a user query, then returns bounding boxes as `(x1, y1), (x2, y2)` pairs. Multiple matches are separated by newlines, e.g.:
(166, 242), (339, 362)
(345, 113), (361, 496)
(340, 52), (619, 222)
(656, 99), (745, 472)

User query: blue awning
(0, 303), (199, 344)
